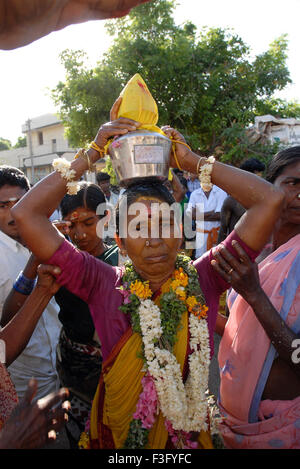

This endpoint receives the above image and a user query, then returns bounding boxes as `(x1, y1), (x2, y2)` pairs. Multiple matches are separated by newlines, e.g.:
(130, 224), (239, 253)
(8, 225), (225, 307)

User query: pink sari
(0, 363), (18, 430)
(218, 234), (300, 449)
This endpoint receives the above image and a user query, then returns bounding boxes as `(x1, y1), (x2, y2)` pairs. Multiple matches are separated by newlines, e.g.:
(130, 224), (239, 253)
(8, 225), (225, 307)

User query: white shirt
(107, 191), (119, 207)
(104, 191), (120, 240)
(0, 230), (61, 401)
(119, 188), (126, 199)
(49, 209), (61, 222)
(186, 185), (227, 258)
(187, 178), (201, 193)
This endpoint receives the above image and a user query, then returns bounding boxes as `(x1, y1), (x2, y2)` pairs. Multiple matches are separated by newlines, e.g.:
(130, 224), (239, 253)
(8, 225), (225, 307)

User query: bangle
(13, 271), (37, 295)
(52, 157), (80, 195)
(74, 148), (96, 173)
(170, 139), (192, 171)
(197, 156), (215, 191)
(89, 141), (105, 157)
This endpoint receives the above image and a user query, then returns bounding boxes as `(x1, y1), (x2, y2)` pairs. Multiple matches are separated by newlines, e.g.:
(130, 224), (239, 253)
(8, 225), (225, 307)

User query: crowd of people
(0, 0), (151, 450)
(0, 0), (299, 452)
(0, 109), (299, 449)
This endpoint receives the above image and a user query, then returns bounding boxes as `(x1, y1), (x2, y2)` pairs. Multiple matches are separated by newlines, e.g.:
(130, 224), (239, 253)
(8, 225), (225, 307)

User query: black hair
(0, 165), (30, 191)
(96, 172), (110, 183)
(60, 181), (106, 218)
(240, 158), (265, 173)
(266, 146), (300, 184)
(115, 180), (176, 236)
(172, 168), (184, 176)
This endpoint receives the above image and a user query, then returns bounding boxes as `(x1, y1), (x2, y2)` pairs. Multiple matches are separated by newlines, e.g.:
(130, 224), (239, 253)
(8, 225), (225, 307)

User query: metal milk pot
(108, 130), (172, 186)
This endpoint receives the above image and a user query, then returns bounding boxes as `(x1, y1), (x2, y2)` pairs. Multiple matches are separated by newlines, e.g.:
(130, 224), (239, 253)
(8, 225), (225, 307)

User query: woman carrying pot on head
(11, 111), (284, 449)
(211, 145), (300, 449)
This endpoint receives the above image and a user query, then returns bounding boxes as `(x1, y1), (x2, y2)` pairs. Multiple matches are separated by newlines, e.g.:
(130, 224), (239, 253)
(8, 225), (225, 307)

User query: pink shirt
(48, 230), (258, 361)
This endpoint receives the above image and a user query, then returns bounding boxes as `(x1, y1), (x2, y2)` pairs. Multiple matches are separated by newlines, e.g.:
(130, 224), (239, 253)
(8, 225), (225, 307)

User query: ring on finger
(228, 268), (233, 275)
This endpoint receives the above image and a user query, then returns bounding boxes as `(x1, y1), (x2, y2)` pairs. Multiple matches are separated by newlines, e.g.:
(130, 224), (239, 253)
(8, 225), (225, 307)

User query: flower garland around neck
(118, 254), (211, 449)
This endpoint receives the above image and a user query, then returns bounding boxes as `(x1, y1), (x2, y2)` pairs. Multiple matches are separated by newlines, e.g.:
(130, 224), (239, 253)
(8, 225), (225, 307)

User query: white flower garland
(198, 155), (215, 192)
(52, 157), (80, 195)
(138, 298), (210, 433)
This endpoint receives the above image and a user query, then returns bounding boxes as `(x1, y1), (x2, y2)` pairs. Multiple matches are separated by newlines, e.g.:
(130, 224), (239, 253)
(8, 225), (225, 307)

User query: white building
(0, 113), (105, 184)
(247, 114), (300, 147)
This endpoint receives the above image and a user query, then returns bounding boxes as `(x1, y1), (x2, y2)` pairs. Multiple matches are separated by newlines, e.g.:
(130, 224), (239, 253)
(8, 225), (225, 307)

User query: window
(38, 131), (43, 145)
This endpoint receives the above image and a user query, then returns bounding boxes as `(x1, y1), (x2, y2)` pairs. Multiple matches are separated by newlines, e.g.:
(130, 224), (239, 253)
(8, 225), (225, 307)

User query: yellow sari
(89, 284), (213, 449)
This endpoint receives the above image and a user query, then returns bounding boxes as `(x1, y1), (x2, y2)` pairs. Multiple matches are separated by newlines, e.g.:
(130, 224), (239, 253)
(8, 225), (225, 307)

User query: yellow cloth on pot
(117, 73), (163, 134)
(108, 73), (173, 179)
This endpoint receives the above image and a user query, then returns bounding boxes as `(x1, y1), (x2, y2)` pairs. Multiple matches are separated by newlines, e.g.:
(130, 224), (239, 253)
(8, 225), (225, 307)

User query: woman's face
(274, 160), (300, 225)
(63, 206), (101, 255)
(121, 197), (182, 284)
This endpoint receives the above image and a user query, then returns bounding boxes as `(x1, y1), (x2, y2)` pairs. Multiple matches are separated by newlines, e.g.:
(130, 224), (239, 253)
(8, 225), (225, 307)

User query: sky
(0, 0), (299, 145)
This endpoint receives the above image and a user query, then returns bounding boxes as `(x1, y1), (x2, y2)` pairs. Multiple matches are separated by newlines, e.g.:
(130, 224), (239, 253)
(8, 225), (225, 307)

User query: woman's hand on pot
(94, 117), (141, 150)
(161, 126), (191, 170)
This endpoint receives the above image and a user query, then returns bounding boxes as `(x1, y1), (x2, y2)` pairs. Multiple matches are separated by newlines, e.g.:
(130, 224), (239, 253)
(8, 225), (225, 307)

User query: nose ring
(74, 233), (86, 239)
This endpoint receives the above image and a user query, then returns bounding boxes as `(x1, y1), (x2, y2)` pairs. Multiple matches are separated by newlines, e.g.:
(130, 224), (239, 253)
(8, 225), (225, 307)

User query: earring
(145, 240), (150, 247)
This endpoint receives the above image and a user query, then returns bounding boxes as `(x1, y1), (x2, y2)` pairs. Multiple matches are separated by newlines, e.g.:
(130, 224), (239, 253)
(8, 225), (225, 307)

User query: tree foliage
(51, 0), (298, 167)
(255, 97), (300, 119)
(13, 136), (27, 148)
(0, 138), (12, 151)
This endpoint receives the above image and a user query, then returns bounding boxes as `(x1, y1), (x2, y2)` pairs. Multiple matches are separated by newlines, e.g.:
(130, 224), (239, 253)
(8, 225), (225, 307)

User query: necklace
(119, 254), (210, 448)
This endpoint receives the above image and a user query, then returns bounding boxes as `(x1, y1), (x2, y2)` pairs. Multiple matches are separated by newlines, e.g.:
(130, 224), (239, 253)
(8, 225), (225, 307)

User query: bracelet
(89, 141), (105, 157)
(74, 148), (96, 173)
(197, 155), (215, 191)
(52, 157), (80, 195)
(170, 139), (192, 171)
(13, 271), (37, 295)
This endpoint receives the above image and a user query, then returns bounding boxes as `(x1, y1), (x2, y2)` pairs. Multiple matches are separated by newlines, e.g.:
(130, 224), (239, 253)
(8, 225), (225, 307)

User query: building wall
(30, 123), (71, 156)
(0, 114), (101, 185)
(249, 115), (300, 148)
(0, 147), (28, 169)
(22, 116), (77, 184)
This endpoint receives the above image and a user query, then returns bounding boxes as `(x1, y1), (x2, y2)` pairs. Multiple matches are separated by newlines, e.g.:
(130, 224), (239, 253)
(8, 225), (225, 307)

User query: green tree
(0, 138), (12, 151)
(52, 49), (122, 148)
(51, 0), (296, 167)
(14, 136), (27, 148)
(101, 156), (118, 186)
(255, 97), (300, 119)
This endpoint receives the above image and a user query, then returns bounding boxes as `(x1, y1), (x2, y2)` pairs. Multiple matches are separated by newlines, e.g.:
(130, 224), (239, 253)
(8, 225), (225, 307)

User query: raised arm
(162, 127), (284, 252)
(0, 0), (151, 50)
(12, 118), (140, 262)
(0, 264), (60, 367)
